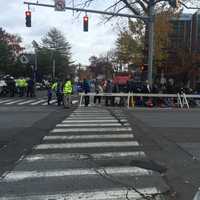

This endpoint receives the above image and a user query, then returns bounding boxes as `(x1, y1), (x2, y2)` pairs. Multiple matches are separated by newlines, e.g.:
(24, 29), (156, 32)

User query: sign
(55, 0), (65, 11)
(19, 54), (29, 64)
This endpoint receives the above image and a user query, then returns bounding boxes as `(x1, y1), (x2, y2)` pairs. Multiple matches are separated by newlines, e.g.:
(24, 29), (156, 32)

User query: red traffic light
(83, 16), (88, 21)
(25, 11), (31, 16)
(83, 16), (88, 32)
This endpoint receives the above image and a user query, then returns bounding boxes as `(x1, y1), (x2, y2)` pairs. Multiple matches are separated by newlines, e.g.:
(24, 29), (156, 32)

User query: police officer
(63, 78), (73, 108)
(27, 78), (34, 97)
(56, 81), (63, 106)
(18, 77), (24, 97)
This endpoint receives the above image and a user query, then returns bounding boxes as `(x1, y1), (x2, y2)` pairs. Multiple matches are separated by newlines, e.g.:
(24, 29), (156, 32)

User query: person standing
(27, 78), (34, 97)
(63, 78), (73, 108)
(47, 85), (52, 105)
(83, 78), (90, 107)
(7, 77), (16, 97)
(105, 80), (113, 106)
(94, 80), (102, 104)
(18, 77), (24, 97)
(56, 81), (63, 106)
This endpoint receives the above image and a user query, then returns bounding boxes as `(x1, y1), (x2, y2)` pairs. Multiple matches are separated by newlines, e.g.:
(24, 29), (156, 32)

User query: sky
(0, 1), (197, 66)
(0, 0), (120, 65)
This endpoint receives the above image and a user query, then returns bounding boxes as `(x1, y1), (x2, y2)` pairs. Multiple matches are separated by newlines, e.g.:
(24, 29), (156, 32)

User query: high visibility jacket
(63, 80), (72, 94)
(15, 79), (20, 87)
(51, 82), (57, 91)
(18, 79), (24, 87)
(22, 79), (27, 87)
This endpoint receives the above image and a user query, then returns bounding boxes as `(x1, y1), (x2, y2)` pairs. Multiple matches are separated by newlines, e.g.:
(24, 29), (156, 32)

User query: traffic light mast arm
(24, 1), (149, 20)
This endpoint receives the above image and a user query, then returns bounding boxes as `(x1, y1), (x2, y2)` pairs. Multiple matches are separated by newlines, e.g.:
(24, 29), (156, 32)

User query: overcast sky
(0, 0), (122, 65)
(0, 1), (196, 65)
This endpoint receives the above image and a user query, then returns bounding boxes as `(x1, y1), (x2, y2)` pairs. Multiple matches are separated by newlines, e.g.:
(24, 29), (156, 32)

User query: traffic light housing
(83, 16), (88, 32)
(140, 64), (148, 72)
(25, 11), (31, 27)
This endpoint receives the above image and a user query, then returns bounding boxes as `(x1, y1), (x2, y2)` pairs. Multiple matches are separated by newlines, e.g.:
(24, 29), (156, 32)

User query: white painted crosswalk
(0, 107), (168, 200)
(0, 98), (78, 106)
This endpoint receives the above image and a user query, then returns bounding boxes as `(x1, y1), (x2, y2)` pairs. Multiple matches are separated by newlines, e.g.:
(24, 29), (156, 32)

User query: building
(165, 12), (200, 88)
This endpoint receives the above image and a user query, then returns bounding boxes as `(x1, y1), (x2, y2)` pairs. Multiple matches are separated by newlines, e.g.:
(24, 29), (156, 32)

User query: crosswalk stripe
(30, 99), (47, 105)
(43, 134), (134, 140)
(34, 141), (139, 150)
(3, 166), (153, 182)
(72, 100), (78, 104)
(17, 99), (36, 105)
(51, 127), (132, 132)
(67, 117), (119, 120)
(5, 99), (24, 105)
(70, 113), (114, 116)
(0, 99), (13, 104)
(0, 187), (160, 200)
(62, 119), (127, 123)
(56, 123), (129, 127)
(42, 99), (57, 105)
(24, 151), (146, 162)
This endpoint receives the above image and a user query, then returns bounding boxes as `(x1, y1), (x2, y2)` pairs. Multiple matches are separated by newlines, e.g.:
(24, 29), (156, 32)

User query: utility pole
(32, 40), (38, 95)
(52, 59), (56, 80)
(147, 0), (155, 87)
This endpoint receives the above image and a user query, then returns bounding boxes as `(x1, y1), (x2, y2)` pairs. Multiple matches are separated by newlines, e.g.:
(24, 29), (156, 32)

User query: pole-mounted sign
(19, 54), (29, 64)
(55, 0), (65, 11)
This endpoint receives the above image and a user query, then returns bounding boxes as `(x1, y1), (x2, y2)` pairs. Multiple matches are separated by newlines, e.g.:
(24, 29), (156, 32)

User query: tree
(38, 27), (73, 79)
(88, 55), (113, 79)
(73, 0), (200, 83)
(0, 28), (24, 74)
(115, 19), (144, 66)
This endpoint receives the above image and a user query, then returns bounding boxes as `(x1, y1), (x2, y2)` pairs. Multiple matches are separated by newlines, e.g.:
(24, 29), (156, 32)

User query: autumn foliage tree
(0, 28), (24, 75)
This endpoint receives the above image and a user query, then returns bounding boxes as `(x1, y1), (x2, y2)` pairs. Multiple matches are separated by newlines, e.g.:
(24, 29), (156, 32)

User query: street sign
(19, 54), (29, 64)
(55, 0), (65, 11)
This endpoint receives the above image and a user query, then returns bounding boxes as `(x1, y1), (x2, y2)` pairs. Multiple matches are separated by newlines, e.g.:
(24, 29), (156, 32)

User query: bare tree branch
(121, 0), (141, 15)
(104, 0), (123, 12)
(104, 5), (127, 23)
(136, 0), (148, 13)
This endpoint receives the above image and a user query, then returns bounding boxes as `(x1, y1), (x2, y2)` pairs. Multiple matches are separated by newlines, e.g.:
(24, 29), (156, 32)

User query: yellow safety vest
(63, 80), (72, 94)
(51, 82), (58, 91)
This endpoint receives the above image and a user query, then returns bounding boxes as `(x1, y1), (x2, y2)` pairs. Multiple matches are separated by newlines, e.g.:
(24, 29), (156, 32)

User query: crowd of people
(1, 74), (200, 108)
(0, 76), (35, 98)
(80, 77), (200, 108)
(47, 78), (73, 108)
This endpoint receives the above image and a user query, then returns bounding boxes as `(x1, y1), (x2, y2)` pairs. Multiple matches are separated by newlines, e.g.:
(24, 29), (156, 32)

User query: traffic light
(83, 16), (88, 32)
(140, 64), (148, 72)
(25, 11), (31, 27)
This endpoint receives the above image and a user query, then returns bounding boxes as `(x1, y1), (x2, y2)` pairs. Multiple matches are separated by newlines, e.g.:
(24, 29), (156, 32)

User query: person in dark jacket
(7, 77), (16, 97)
(27, 78), (34, 97)
(83, 78), (90, 106)
(56, 81), (63, 106)
(105, 80), (113, 106)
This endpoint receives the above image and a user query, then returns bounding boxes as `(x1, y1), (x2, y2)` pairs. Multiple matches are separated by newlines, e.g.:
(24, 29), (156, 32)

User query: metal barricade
(79, 92), (192, 109)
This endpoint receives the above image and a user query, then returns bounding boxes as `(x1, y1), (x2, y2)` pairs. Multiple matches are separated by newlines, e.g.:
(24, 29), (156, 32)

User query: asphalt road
(0, 104), (74, 175)
(126, 108), (200, 200)
(0, 104), (169, 200)
(1, 98), (200, 200)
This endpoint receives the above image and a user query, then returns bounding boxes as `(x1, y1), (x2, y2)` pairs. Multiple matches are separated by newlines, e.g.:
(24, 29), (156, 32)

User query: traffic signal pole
(147, 0), (155, 86)
(23, 1), (149, 20)
(24, 1), (153, 84)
